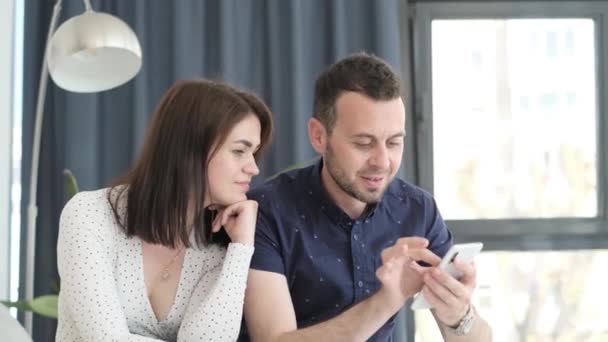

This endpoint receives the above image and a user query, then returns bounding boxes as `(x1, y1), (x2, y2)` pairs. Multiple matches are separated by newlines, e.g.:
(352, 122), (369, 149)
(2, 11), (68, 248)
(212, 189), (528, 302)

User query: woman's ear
(308, 118), (328, 154)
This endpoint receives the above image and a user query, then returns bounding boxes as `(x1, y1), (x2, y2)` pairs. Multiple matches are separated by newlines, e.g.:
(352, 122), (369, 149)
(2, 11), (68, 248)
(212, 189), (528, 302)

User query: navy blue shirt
(242, 160), (453, 341)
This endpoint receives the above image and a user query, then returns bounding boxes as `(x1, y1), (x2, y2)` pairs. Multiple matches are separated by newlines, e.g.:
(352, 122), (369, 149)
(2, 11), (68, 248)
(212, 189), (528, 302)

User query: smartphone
(410, 242), (484, 310)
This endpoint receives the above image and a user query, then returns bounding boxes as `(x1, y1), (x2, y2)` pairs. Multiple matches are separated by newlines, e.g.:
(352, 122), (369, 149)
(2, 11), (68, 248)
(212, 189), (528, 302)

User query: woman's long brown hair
(107, 80), (273, 248)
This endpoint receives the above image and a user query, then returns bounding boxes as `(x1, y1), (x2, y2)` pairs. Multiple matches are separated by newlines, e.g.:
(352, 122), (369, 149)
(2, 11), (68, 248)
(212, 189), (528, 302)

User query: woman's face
(205, 114), (261, 207)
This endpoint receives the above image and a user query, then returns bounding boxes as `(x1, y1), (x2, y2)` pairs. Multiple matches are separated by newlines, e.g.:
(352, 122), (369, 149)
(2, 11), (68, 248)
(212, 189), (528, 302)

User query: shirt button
(358, 281), (364, 287)
(353, 234), (359, 241)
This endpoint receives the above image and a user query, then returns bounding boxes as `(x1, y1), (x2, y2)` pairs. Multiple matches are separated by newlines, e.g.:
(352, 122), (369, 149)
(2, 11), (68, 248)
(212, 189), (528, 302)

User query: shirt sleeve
(177, 243), (254, 342)
(248, 207), (286, 275)
(424, 197), (453, 258)
(57, 193), (164, 341)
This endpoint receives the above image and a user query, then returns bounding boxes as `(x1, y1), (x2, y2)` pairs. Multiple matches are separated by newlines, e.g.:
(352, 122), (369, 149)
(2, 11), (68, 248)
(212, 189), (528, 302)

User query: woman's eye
(232, 149), (245, 155)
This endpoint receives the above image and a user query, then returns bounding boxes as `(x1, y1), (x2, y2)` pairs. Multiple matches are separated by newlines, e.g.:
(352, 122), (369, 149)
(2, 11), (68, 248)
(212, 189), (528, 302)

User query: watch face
(456, 306), (476, 336)
(461, 317), (474, 334)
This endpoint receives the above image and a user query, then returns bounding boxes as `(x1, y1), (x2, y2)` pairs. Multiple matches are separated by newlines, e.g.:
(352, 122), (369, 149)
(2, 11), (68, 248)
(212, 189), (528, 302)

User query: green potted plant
(1, 169), (79, 319)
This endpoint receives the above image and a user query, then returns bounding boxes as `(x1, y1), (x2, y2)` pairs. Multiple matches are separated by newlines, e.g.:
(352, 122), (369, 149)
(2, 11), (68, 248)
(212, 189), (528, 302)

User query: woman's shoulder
(62, 187), (114, 217)
(60, 187), (125, 240)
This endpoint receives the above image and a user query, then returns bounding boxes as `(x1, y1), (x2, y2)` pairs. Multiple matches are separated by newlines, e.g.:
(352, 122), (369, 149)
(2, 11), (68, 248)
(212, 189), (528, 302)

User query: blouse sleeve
(177, 243), (254, 341)
(57, 193), (164, 341)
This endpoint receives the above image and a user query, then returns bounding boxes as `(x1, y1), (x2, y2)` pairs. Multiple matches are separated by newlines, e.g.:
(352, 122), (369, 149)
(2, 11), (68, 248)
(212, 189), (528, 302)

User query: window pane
(9, 0), (23, 313)
(432, 19), (597, 219)
(415, 250), (608, 341)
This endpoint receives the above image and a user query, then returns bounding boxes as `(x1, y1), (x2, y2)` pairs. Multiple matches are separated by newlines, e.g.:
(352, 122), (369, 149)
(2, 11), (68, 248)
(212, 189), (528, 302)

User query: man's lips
(360, 175), (384, 186)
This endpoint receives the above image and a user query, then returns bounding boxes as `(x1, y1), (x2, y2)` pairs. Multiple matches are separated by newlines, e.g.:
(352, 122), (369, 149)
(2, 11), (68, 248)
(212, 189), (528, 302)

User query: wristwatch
(447, 304), (476, 336)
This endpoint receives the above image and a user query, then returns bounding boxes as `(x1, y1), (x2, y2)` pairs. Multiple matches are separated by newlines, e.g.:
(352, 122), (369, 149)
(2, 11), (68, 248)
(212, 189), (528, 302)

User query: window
(431, 18), (596, 220)
(411, 1), (608, 341)
(416, 251), (608, 341)
(0, 0), (24, 316)
(0, 0), (15, 304)
(10, 0), (23, 314)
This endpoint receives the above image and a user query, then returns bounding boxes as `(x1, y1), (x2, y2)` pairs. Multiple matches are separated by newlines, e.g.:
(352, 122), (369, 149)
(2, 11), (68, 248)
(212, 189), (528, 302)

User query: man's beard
(325, 144), (391, 204)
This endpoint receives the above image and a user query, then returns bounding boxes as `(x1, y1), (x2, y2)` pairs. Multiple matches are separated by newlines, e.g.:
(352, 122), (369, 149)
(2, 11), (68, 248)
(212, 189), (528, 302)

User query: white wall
(0, 0), (15, 300)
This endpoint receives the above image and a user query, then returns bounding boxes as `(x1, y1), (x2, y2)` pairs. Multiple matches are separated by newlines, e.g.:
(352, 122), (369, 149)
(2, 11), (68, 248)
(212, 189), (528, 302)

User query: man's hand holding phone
(410, 243), (483, 328)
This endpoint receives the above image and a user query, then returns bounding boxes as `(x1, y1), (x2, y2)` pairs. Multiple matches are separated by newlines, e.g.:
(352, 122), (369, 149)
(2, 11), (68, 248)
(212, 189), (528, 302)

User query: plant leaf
(266, 157), (319, 180)
(1, 300), (32, 311)
(63, 169), (79, 201)
(50, 279), (60, 293)
(28, 295), (58, 319)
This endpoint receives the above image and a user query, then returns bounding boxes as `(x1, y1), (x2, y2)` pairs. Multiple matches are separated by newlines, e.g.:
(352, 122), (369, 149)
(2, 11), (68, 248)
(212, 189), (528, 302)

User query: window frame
(410, 1), (608, 251)
(0, 0), (16, 301)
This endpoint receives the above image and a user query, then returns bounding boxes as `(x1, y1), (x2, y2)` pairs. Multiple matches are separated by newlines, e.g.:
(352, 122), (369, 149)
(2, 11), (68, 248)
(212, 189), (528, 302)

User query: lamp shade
(48, 11), (142, 93)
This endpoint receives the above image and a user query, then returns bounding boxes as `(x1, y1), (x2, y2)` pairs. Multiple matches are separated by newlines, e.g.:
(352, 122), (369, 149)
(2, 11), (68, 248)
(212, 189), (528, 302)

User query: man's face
(323, 92), (406, 204)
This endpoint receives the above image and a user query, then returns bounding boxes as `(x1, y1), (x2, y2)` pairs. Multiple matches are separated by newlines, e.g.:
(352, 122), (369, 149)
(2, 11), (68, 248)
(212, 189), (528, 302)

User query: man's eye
(354, 142), (372, 148)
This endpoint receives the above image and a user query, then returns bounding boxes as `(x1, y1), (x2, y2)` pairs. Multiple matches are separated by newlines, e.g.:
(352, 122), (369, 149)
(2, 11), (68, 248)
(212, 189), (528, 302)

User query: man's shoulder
(248, 164), (315, 201)
(385, 178), (435, 206)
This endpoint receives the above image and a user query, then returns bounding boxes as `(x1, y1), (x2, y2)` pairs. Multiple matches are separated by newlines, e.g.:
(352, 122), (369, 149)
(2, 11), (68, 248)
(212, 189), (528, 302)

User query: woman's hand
(211, 200), (258, 245)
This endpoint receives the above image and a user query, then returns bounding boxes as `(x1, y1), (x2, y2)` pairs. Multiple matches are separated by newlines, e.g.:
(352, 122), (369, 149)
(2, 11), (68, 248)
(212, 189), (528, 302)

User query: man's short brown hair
(313, 52), (402, 133)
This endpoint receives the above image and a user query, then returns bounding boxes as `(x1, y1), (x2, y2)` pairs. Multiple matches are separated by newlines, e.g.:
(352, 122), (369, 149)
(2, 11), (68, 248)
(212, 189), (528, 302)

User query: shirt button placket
(351, 221), (364, 298)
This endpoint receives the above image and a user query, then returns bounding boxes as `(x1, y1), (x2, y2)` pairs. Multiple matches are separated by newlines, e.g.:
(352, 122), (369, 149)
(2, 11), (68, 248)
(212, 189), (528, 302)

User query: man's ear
(308, 117), (328, 154)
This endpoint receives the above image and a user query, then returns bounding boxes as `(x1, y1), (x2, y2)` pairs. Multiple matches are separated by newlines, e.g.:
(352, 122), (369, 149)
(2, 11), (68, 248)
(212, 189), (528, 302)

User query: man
(242, 53), (492, 341)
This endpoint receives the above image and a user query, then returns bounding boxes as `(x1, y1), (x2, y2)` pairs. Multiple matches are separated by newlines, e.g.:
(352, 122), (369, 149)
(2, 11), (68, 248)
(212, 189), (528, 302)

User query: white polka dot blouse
(56, 188), (253, 341)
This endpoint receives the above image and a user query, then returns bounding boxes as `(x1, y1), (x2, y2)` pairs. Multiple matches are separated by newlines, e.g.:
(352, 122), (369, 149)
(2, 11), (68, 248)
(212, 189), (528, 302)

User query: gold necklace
(160, 248), (185, 281)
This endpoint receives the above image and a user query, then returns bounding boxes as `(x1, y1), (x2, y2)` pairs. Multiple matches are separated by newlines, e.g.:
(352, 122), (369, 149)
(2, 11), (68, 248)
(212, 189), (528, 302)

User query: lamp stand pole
(24, 0), (62, 334)
(24, 0), (133, 335)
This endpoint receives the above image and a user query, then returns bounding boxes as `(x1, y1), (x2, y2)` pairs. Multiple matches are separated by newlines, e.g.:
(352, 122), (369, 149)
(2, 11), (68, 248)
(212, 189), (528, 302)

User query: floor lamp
(25, 0), (141, 334)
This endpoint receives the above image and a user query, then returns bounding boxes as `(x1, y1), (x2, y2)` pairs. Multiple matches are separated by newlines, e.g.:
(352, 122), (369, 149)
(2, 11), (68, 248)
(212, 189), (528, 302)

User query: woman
(56, 79), (273, 341)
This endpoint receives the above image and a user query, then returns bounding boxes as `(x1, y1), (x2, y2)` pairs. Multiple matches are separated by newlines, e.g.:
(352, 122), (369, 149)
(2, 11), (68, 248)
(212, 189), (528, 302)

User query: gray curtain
(21, 0), (407, 340)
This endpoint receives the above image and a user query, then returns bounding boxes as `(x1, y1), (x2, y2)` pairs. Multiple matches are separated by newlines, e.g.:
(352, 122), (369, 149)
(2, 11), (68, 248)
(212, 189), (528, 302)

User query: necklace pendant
(161, 269), (170, 280)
